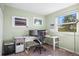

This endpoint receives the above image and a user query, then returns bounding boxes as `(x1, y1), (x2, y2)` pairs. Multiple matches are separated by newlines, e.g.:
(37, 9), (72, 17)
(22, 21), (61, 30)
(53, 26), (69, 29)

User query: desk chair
(33, 39), (46, 54)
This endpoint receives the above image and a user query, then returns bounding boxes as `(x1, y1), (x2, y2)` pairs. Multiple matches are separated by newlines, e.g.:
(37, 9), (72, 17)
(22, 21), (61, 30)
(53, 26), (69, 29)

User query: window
(12, 16), (27, 27)
(57, 11), (78, 32)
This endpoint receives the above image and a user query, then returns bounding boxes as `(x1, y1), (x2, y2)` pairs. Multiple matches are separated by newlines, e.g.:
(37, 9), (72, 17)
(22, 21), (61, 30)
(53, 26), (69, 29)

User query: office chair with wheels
(33, 39), (46, 54)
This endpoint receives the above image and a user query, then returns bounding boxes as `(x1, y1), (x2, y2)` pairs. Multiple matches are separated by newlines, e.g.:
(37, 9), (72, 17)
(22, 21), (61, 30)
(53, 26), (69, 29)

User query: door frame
(0, 8), (3, 56)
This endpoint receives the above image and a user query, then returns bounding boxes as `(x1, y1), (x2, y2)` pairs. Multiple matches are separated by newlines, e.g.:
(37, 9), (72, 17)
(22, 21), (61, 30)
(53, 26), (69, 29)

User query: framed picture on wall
(50, 24), (54, 29)
(12, 16), (28, 27)
(33, 17), (43, 25)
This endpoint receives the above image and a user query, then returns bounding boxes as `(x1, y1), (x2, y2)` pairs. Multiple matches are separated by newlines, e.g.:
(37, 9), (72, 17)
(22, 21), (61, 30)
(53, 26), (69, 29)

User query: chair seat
(33, 39), (46, 54)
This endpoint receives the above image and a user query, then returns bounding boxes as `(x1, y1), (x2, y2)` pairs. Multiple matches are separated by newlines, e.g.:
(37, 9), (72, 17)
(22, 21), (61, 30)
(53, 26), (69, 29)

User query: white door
(0, 8), (3, 56)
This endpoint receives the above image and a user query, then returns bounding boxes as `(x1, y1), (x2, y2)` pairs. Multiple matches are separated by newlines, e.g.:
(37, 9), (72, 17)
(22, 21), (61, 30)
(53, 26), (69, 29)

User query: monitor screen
(29, 30), (38, 36)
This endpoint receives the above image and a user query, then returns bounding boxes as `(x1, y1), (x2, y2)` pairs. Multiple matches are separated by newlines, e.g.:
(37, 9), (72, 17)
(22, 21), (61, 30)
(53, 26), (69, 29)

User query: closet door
(0, 8), (3, 56)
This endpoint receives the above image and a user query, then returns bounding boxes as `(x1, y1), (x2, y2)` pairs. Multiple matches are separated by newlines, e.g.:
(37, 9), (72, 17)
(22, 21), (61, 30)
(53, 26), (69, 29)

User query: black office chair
(33, 39), (46, 54)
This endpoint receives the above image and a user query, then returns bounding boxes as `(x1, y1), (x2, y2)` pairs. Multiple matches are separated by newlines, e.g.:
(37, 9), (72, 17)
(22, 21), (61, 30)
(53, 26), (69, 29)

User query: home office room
(0, 3), (79, 56)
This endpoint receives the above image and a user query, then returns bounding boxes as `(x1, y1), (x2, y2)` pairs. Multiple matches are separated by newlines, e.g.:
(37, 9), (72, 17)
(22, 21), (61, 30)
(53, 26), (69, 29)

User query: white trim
(12, 16), (28, 28)
(58, 22), (77, 25)
(0, 8), (3, 56)
(59, 46), (74, 53)
(59, 46), (79, 55)
(75, 51), (79, 55)
(55, 11), (78, 33)
(33, 17), (43, 26)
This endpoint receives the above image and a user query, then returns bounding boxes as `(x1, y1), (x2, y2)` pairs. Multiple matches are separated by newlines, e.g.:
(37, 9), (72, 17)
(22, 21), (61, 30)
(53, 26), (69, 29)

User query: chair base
(33, 45), (46, 54)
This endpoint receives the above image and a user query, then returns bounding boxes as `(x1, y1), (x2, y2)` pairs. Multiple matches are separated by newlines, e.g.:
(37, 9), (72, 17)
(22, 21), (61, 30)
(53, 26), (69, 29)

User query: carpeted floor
(8, 44), (79, 56)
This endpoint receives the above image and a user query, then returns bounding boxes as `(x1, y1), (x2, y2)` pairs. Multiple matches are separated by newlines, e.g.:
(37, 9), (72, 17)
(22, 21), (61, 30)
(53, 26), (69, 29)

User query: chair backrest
(33, 39), (42, 45)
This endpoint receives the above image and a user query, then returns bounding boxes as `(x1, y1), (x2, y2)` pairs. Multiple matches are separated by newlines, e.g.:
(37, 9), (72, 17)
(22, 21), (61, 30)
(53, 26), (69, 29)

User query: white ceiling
(5, 3), (76, 15)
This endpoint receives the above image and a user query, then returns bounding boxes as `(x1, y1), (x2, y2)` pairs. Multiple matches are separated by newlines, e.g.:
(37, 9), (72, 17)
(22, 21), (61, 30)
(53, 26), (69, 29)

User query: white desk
(24, 36), (37, 42)
(15, 36), (37, 53)
(15, 36), (37, 46)
(15, 36), (37, 42)
(15, 36), (39, 54)
(45, 35), (59, 51)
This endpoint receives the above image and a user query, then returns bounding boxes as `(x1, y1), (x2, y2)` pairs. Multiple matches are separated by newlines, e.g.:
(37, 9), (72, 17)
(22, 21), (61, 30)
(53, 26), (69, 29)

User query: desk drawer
(15, 44), (24, 53)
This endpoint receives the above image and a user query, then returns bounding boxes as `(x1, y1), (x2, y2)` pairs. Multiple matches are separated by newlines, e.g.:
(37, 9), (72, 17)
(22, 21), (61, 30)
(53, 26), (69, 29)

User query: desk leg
(25, 47), (29, 55)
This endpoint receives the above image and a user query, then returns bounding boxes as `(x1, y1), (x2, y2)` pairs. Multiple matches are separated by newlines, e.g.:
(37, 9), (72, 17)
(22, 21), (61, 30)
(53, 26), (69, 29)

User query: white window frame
(12, 16), (28, 28)
(55, 11), (78, 34)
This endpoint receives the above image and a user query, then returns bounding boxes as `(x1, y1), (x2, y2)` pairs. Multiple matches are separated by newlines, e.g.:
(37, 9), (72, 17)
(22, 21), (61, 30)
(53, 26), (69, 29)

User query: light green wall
(3, 5), (46, 42)
(45, 4), (79, 54)
(2, 4), (79, 54)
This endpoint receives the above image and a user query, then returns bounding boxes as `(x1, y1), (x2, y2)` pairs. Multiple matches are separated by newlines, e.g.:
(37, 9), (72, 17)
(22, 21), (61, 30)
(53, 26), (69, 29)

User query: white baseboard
(59, 46), (74, 52)
(74, 51), (79, 55)
(46, 43), (79, 55)
(59, 46), (74, 53)
(59, 46), (79, 55)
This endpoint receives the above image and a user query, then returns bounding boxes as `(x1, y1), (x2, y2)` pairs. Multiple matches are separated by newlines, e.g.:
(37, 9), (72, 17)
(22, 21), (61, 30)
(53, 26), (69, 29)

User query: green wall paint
(3, 5), (46, 42)
(2, 4), (79, 54)
(45, 4), (79, 54)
